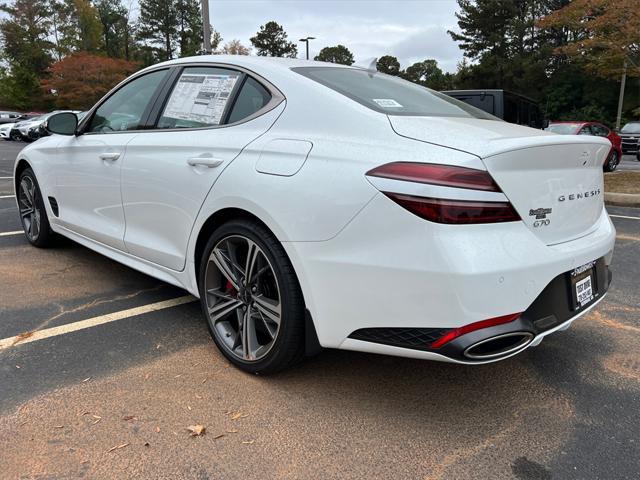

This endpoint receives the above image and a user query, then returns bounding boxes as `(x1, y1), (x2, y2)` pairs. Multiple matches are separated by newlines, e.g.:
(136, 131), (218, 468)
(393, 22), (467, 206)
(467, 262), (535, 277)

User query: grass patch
(604, 171), (640, 194)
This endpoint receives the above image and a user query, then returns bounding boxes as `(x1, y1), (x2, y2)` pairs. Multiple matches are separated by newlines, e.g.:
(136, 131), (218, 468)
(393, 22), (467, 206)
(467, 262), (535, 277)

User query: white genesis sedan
(14, 56), (615, 373)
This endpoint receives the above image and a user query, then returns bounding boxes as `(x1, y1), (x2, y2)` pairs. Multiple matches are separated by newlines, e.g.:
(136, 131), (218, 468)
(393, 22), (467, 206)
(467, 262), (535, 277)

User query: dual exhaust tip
(463, 331), (534, 360)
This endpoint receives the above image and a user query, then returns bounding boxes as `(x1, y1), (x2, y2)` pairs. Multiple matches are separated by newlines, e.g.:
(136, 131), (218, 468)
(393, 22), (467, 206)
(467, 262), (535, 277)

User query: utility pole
(615, 60), (627, 131)
(201, 0), (212, 54)
(299, 37), (315, 60)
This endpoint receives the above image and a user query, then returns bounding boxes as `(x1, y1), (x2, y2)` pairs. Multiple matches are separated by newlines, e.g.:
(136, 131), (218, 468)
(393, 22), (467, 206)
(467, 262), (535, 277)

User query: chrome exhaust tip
(463, 331), (534, 360)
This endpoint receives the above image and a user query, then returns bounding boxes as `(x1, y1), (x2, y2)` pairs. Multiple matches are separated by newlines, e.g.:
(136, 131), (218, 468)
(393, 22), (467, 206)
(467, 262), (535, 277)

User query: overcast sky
(208, 0), (464, 72)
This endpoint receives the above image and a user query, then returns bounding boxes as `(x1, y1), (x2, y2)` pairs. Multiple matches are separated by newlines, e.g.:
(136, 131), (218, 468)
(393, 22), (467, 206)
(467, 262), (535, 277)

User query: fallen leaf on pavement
(107, 443), (130, 452)
(201, 378), (207, 384)
(227, 429), (238, 433)
(213, 433), (225, 440)
(82, 377), (91, 383)
(12, 331), (34, 346)
(54, 425), (64, 429)
(242, 440), (255, 445)
(155, 427), (160, 433)
(187, 425), (206, 436)
(231, 412), (249, 420)
(144, 442), (150, 447)
(122, 415), (137, 421)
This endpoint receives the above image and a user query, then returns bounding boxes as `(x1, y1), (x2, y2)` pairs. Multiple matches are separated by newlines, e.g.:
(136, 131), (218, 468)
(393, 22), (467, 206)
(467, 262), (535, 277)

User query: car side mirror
(46, 112), (78, 136)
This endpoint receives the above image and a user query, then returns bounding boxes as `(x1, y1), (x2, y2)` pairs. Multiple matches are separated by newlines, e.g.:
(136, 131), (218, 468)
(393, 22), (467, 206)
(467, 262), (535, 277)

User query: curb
(605, 192), (640, 208)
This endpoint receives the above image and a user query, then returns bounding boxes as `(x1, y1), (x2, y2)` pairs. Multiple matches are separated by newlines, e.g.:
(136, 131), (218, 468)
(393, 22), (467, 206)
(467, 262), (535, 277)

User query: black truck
(442, 89), (547, 129)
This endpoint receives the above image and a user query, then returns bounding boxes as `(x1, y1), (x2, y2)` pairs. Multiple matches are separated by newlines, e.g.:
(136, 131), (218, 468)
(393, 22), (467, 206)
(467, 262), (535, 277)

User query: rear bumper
(283, 193), (615, 361)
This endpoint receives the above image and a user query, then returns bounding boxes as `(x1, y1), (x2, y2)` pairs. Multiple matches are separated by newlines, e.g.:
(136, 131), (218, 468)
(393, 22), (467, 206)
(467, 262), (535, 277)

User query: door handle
(99, 152), (120, 161)
(187, 156), (224, 168)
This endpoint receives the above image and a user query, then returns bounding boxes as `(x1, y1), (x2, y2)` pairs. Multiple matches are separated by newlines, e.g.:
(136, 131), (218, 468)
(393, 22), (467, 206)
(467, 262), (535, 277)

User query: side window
(579, 126), (594, 135)
(228, 77), (272, 124)
(593, 125), (609, 137)
(88, 69), (167, 133)
(158, 67), (241, 129)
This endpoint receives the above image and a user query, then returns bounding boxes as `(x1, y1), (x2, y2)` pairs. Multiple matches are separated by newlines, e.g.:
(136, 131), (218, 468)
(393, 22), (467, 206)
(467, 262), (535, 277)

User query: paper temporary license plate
(569, 261), (596, 310)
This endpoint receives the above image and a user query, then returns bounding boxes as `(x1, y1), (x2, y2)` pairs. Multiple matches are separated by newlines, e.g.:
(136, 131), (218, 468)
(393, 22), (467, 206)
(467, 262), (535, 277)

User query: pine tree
(314, 45), (354, 65)
(250, 21), (297, 58)
(176, 0), (202, 57)
(377, 55), (401, 76)
(0, 0), (54, 108)
(137, 0), (178, 61)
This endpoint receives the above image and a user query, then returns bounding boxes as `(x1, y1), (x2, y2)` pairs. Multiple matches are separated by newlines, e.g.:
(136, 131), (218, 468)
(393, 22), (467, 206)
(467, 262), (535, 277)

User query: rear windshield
(546, 123), (580, 134)
(292, 66), (497, 120)
(621, 123), (640, 134)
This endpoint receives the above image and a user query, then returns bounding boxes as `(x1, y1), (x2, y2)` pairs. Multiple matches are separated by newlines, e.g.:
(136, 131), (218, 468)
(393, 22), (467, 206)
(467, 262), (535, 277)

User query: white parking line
(0, 194), (15, 199)
(0, 230), (22, 237)
(610, 214), (640, 221)
(0, 176), (12, 179)
(0, 295), (197, 351)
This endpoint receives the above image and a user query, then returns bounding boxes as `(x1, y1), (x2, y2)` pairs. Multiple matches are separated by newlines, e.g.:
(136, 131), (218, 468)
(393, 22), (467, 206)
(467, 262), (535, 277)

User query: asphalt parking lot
(0, 140), (639, 479)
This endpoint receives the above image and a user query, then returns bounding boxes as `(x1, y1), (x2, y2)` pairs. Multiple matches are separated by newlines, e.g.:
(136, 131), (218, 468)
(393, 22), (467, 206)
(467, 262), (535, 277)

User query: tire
(10, 132), (21, 141)
(604, 150), (619, 172)
(17, 167), (54, 247)
(198, 219), (305, 374)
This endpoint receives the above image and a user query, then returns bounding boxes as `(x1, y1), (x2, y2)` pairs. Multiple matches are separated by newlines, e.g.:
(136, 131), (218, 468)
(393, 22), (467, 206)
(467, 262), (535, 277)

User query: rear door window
(227, 77), (272, 124)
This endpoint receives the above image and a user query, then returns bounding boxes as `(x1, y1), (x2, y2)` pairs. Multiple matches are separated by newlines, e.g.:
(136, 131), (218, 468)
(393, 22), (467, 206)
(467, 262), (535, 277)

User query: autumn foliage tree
(41, 52), (139, 109)
(538, 0), (640, 78)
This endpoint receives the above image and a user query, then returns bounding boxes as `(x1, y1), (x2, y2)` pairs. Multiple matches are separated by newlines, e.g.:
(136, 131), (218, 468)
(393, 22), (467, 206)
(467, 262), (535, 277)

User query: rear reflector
(430, 313), (523, 349)
(384, 193), (521, 224)
(367, 162), (501, 192)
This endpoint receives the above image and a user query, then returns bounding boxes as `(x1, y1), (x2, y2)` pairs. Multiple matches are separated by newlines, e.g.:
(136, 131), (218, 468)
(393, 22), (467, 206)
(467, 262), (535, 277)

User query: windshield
(546, 123), (580, 134)
(292, 66), (497, 120)
(621, 123), (640, 134)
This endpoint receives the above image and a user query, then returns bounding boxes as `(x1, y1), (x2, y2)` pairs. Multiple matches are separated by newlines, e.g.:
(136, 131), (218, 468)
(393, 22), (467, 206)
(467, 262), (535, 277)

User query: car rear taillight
(366, 162), (521, 224)
(367, 162), (501, 191)
(430, 313), (522, 349)
(384, 193), (520, 224)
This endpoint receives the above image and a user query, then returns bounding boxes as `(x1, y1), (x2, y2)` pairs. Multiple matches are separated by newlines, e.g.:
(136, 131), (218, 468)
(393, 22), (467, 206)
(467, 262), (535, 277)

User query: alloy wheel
(18, 175), (41, 241)
(608, 151), (618, 171)
(204, 235), (282, 362)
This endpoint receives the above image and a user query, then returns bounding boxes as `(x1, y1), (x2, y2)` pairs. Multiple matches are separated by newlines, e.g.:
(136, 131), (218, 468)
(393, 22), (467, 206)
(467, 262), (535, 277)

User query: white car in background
(13, 56), (615, 374)
(0, 122), (15, 140)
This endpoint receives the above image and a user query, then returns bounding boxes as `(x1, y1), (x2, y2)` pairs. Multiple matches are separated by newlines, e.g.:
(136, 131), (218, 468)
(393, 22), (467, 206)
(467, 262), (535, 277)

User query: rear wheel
(18, 168), (53, 247)
(198, 219), (305, 374)
(10, 131), (21, 141)
(604, 150), (619, 172)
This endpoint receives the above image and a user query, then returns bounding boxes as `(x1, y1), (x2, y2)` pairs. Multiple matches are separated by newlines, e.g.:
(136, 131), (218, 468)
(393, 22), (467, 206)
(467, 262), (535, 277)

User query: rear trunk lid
(389, 116), (610, 245)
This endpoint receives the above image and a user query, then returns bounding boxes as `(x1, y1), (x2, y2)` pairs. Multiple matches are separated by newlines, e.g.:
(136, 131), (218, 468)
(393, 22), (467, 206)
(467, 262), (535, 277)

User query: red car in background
(545, 121), (623, 172)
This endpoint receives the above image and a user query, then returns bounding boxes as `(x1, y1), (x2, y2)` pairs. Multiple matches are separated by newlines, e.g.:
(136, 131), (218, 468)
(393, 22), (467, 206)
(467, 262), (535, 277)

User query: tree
(95, 0), (133, 59)
(538, 0), (640, 78)
(0, 0), (54, 108)
(314, 44), (354, 65)
(176, 0), (202, 57)
(41, 52), (139, 109)
(219, 39), (250, 55)
(377, 55), (401, 75)
(402, 59), (448, 90)
(250, 21), (297, 58)
(137, 0), (178, 61)
(51, 0), (103, 55)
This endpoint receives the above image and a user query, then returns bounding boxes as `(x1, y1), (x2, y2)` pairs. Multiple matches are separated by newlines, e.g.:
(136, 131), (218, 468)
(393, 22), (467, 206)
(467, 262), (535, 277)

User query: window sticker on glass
(372, 98), (404, 108)
(162, 73), (239, 127)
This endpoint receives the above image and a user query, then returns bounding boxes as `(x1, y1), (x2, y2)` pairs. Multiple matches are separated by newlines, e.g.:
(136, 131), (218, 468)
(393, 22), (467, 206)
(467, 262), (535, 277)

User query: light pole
(299, 37), (315, 60)
(201, 0), (212, 54)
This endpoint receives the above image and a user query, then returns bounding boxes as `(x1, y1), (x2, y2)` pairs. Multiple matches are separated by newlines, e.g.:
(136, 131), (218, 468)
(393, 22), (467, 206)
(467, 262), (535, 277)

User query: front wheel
(9, 131), (21, 141)
(604, 150), (619, 172)
(18, 168), (54, 247)
(198, 219), (306, 374)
